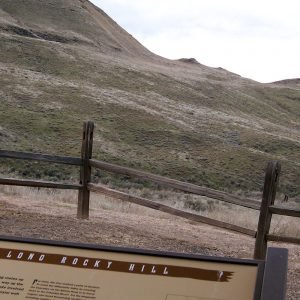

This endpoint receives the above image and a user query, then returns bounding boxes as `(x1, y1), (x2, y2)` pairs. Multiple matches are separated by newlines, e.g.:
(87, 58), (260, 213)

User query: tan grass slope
(0, 0), (155, 58)
(0, 0), (299, 197)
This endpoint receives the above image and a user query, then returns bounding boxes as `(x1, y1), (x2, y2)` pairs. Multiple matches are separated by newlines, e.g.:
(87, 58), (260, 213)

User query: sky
(90, 0), (300, 83)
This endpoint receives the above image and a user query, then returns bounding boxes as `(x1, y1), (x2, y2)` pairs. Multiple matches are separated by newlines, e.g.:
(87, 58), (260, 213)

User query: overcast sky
(90, 0), (299, 83)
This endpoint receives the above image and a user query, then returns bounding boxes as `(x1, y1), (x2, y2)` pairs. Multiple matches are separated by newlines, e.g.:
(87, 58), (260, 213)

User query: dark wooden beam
(267, 234), (300, 245)
(77, 121), (94, 219)
(269, 205), (300, 218)
(89, 159), (260, 210)
(88, 183), (256, 237)
(254, 161), (281, 259)
(0, 150), (82, 165)
(0, 177), (82, 190)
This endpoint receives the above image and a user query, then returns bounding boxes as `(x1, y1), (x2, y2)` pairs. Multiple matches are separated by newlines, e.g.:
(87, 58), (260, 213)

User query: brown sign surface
(0, 239), (260, 300)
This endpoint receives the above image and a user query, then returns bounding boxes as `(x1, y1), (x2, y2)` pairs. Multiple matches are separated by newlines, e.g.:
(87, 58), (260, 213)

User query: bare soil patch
(0, 192), (299, 299)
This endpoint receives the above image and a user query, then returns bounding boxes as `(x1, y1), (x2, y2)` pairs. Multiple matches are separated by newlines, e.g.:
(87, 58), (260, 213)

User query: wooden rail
(89, 159), (261, 210)
(88, 183), (256, 237)
(267, 234), (300, 244)
(0, 177), (82, 190)
(269, 205), (300, 218)
(0, 121), (299, 258)
(77, 121), (94, 219)
(0, 150), (82, 165)
(254, 161), (281, 259)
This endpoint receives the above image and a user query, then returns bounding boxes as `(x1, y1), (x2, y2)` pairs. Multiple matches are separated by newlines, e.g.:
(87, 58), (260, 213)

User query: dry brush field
(0, 186), (299, 299)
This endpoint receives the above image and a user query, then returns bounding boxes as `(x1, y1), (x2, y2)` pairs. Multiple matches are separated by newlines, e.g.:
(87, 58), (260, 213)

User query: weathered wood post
(254, 161), (281, 259)
(77, 121), (94, 219)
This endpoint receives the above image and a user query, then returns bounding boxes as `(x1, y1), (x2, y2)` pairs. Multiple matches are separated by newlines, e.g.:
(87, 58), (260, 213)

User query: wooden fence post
(254, 161), (281, 259)
(77, 121), (94, 219)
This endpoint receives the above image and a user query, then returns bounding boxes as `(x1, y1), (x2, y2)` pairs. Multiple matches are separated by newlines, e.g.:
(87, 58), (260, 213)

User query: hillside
(272, 78), (300, 89)
(0, 0), (299, 197)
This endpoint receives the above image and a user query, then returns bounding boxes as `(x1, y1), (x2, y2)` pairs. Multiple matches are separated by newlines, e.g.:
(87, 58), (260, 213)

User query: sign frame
(0, 235), (287, 300)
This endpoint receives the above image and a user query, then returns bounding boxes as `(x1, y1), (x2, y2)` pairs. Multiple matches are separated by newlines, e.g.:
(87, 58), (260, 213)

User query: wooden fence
(0, 121), (299, 259)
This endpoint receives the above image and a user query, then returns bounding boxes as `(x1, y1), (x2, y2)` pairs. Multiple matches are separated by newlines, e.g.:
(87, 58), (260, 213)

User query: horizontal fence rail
(89, 159), (261, 210)
(0, 150), (82, 166)
(269, 205), (300, 218)
(267, 234), (300, 245)
(0, 122), (299, 259)
(0, 178), (82, 190)
(88, 183), (256, 237)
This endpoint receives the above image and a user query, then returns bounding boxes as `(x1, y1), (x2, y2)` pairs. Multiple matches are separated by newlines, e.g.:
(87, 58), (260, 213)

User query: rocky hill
(272, 78), (300, 89)
(0, 0), (299, 197)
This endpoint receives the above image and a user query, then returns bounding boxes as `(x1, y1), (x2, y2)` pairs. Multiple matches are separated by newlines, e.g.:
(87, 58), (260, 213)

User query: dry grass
(1, 185), (299, 238)
(0, 185), (299, 299)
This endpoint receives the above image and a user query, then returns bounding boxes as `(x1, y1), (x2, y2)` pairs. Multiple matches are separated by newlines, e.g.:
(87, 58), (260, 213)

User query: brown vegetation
(0, 1), (299, 297)
(0, 186), (299, 299)
(0, 0), (299, 197)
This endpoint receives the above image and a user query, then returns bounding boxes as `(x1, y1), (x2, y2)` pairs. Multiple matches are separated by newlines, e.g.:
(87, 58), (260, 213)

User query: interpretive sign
(0, 236), (287, 300)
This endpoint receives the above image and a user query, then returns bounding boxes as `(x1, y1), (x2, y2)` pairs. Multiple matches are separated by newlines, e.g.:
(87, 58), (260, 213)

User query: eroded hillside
(0, 0), (299, 196)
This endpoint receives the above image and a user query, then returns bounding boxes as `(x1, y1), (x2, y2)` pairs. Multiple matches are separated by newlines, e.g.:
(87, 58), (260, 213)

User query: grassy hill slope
(0, 0), (299, 197)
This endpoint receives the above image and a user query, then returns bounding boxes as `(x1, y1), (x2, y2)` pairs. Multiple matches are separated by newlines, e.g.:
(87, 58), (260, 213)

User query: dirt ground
(0, 192), (299, 299)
